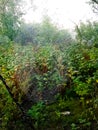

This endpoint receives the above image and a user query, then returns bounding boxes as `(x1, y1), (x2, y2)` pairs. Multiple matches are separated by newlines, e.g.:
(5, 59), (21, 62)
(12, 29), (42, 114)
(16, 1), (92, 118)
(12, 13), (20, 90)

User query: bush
(0, 41), (98, 129)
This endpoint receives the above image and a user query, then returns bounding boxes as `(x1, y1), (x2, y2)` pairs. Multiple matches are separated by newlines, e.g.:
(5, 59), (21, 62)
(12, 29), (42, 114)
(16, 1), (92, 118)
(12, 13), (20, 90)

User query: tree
(0, 0), (24, 40)
(36, 16), (73, 45)
(89, 0), (98, 13)
(15, 16), (73, 45)
(15, 23), (40, 45)
(36, 16), (58, 44)
(75, 21), (98, 47)
(91, 0), (98, 4)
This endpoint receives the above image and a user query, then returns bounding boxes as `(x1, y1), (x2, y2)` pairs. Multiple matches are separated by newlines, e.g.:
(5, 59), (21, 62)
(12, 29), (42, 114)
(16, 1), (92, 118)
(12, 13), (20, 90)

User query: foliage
(0, 39), (98, 129)
(15, 17), (73, 45)
(14, 23), (40, 45)
(0, 0), (24, 40)
(75, 21), (98, 47)
(0, 10), (98, 129)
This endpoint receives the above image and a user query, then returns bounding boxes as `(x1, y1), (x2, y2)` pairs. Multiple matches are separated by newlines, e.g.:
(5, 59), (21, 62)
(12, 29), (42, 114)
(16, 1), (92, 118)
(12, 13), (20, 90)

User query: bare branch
(92, 0), (98, 4)
(0, 74), (35, 130)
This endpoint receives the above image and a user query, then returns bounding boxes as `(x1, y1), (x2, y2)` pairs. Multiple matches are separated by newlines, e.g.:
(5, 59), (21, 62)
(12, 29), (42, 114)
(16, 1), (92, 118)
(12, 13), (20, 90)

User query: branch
(0, 74), (35, 130)
(92, 0), (98, 4)
(0, 75), (24, 112)
(69, 20), (82, 42)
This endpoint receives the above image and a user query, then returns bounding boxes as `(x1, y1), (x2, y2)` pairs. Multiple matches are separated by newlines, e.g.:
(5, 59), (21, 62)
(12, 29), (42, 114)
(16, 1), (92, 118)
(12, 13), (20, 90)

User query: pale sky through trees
(23, 0), (98, 29)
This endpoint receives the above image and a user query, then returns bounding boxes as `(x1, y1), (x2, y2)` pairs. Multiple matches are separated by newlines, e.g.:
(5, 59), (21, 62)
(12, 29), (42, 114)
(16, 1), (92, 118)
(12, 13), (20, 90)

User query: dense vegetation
(0, 0), (98, 130)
